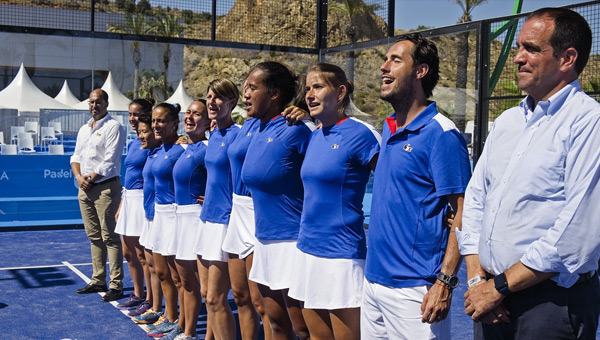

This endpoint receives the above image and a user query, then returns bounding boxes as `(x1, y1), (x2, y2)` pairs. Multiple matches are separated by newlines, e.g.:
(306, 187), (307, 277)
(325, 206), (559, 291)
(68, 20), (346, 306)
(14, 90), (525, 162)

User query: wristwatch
(493, 273), (512, 296)
(85, 177), (93, 184)
(437, 271), (459, 289)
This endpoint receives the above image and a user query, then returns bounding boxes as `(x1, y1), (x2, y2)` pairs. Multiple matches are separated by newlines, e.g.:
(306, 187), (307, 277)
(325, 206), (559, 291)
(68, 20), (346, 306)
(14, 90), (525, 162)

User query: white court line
(59, 261), (151, 333)
(0, 261), (124, 271)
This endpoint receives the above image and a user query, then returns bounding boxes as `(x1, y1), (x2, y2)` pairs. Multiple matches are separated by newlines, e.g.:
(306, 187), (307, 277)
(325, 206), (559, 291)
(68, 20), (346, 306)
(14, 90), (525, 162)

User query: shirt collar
(520, 79), (581, 123)
(87, 112), (112, 129)
(386, 101), (438, 135)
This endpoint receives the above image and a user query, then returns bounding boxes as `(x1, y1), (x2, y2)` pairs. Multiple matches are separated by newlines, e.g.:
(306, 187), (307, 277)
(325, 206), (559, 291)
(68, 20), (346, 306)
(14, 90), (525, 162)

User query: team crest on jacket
(403, 144), (413, 152)
(220, 142), (225, 147)
(331, 144), (339, 149)
(266, 138), (273, 143)
(246, 132), (252, 137)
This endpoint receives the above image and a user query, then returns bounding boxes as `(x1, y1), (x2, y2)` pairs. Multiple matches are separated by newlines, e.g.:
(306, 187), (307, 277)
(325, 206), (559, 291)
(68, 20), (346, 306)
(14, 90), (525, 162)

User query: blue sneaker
(147, 319), (178, 338)
(132, 309), (162, 324)
(116, 293), (145, 310)
(128, 300), (150, 317)
(146, 314), (166, 332)
(161, 325), (183, 340)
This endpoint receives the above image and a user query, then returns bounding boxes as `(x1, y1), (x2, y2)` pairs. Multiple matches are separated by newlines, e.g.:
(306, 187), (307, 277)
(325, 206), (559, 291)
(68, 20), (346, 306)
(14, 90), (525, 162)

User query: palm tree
(330, 0), (381, 83)
(151, 13), (185, 99)
(452, 0), (487, 131)
(107, 14), (153, 98)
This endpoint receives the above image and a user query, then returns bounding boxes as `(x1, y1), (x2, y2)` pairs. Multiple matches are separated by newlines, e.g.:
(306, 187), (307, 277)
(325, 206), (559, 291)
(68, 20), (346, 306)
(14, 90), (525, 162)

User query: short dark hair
(154, 102), (181, 122)
(527, 7), (592, 75)
(250, 61), (306, 111)
(130, 98), (154, 114)
(138, 112), (152, 127)
(396, 33), (440, 98)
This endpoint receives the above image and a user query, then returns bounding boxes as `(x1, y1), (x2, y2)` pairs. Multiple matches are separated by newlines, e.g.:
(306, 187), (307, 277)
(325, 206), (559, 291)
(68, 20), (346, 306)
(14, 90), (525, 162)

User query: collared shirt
(458, 80), (600, 287)
(200, 124), (241, 224)
(242, 116), (316, 240)
(70, 113), (126, 182)
(365, 102), (471, 288)
(123, 138), (148, 190)
(298, 117), (381, 259)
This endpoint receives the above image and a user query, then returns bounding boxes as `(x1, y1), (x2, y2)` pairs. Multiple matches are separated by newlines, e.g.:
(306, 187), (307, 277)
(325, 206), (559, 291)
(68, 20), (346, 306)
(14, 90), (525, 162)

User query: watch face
(449, 276), (459, 288)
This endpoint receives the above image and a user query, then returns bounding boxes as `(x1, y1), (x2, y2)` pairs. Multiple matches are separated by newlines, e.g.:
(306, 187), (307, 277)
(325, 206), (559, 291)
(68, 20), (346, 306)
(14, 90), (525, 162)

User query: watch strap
(494, 273), (512, 296)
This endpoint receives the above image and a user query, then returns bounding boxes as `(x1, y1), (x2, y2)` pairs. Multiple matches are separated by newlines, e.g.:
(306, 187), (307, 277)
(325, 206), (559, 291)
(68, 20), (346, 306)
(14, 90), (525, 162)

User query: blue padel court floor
(1, 229), (599, 340)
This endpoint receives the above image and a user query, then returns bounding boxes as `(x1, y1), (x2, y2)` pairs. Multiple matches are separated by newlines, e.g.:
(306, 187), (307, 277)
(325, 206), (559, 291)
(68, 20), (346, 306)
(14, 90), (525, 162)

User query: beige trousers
(78, 177), (123, 290)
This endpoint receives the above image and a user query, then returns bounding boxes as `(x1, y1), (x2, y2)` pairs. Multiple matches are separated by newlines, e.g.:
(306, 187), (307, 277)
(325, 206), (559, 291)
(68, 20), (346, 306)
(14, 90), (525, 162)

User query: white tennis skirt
(139, 218), (153, 250)
(288, 250), (365, 309)
(248, 239), (298, 290)
(222, 194), (257, 259)
(172, 204), (203, 261)
(194, 221), (229, 262)
(115, 189), (145, 237)
(149, 203), (177, 256)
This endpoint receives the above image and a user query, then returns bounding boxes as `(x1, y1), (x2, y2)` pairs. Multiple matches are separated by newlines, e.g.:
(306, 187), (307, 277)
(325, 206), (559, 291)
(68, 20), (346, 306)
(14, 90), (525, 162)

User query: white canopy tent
(0, 63), (72, 112)
(73, 72), (131, 111)
(54, 80), (81, 107)
(165, 80), (194, 112)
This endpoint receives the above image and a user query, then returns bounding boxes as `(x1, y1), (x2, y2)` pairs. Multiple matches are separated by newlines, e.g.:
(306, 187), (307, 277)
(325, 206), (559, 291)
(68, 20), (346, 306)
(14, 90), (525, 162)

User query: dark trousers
(474, 274), (600, 340)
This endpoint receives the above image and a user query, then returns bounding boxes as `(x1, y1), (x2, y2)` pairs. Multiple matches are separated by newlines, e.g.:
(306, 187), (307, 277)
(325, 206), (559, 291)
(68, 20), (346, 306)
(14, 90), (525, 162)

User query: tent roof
(165, 80), (194, 112)
(0, 64), (73, 111)
(54, 80), (81, 107)
(73, 72), (132, 111)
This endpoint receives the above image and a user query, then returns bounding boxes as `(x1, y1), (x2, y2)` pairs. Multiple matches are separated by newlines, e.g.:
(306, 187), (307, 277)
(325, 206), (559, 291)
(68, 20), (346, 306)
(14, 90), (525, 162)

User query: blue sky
(395, 0), (591, 30)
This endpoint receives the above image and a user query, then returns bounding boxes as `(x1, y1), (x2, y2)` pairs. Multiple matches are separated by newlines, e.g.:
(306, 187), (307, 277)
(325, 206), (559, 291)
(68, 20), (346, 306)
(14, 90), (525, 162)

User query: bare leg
(122, 235), (144, 298)
(229, 254), (260, 339)
(176, 258), (201, 337)
(153, 252), (178, 322)
(302, 308), (333, 340)
(134, 241), (152, 303)
(168, 256), (185, 329)
(257, 284), (296, 340)
(202, 259), (236, 340)
(330, 308), (360, 340)
(145, 248), (163, 312)
(198, 256), (216, 340)
(283, 291), (310, 340)
(246, 253), (271, 340)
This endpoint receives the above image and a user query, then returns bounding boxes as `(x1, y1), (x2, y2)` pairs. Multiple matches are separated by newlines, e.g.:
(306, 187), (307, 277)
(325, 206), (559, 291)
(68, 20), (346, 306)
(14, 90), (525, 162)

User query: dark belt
(92, 176), (120, 186)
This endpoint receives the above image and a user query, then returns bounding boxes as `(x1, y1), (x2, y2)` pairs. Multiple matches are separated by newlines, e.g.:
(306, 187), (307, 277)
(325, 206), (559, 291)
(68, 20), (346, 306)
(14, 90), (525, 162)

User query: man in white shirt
(459, 7), (600, 339)
(71, 89), (126, 302)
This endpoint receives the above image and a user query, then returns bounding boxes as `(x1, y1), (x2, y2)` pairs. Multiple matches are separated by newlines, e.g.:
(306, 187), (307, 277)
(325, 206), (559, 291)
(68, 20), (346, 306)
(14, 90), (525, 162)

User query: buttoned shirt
(458, 80), (600, 287)
(70, 113), (126, 183)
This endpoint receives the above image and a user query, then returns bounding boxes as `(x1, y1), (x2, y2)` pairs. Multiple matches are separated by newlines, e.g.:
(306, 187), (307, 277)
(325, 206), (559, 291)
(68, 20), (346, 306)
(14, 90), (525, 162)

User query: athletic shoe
(132, 309), (162, 324)
(147, 320), (179, 338)
(161, 325), (183, 340)
(174, 333), (196, 340)
(101, 288), (124, 302)
(145, 314), (167, 333)
(116, 293), (145, 310)
(128, 300), (151, 317)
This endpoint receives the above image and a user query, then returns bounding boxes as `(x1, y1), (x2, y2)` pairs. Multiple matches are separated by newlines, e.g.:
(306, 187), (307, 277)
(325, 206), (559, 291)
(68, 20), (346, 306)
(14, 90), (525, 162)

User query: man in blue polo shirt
(362, 33), (471, 339)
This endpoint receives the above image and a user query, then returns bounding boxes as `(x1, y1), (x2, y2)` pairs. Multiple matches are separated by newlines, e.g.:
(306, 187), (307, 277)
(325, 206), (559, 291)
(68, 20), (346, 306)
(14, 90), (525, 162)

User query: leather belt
(92, 176), (120, 185)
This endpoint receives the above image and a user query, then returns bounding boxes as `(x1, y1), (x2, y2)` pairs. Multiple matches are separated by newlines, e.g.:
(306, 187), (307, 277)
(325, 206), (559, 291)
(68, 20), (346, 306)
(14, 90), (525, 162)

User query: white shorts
(139, 218), (153, 250)
(361, 279), (451, 340)
(248, 239), (297, 290)
(221, 194), (257, 259)
(115, 189), (145, 237)
(288, 250), (365, 309)
(194, 221), (229, 262)
(149, 203), (177, 256)
(173, 204), (203, 261)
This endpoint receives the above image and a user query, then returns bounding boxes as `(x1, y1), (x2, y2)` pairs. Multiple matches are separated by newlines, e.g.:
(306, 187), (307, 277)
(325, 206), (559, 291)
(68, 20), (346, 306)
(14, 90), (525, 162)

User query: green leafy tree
(107, 14), (153, 98)
(452, 0), (487, 131)
(151, 13), (186, 99)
